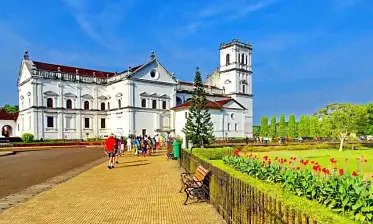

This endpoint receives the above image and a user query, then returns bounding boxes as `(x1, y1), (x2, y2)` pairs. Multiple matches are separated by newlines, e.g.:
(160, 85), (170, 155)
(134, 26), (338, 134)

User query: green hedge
(239, 143), (336, 152)
(192, 147), (233, 160)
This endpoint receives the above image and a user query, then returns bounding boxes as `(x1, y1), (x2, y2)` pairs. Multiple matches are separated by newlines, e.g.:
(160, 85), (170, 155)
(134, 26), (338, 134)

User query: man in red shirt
(105, 134), (116, 169)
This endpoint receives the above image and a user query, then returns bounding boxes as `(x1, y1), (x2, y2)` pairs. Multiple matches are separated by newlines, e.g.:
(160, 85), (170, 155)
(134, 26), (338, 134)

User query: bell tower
(219, 38), (253, 95)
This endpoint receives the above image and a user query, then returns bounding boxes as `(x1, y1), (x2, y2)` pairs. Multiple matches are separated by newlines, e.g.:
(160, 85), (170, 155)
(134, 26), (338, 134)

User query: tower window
(108, 102), (110, 110)
(101, 102), (105, 110)
(242, 84), (246, 94)
(84, 118), (90, 128)
(162, 101), (167, 109)
(225, 54), (230, 65)
(241, 54), (245, 65)
(66, 99), (72, 109)
(47, 98), (53, 108)
(245, 55), (248, 65)
(238, 53), (240, 64)
(84, 101), (89, 110)
(101, 118), (106, 129)
(141, 99), (146, 108)
(47, 116), (54, 128)
(152, 100), (157, 109)
(118, 99), (121, 109)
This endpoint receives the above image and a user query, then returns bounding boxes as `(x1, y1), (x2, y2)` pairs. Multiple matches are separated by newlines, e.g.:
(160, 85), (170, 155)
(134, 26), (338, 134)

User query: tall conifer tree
(288, 114), (298, 138)
(183, 67), (214, 148)
(269, 116), (277, 138)
(278, 114), (287, 137)
(260, 116), (269, 137)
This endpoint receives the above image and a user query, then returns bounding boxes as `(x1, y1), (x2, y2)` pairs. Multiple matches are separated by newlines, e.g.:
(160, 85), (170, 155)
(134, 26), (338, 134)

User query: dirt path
(0, 147), (104, 199)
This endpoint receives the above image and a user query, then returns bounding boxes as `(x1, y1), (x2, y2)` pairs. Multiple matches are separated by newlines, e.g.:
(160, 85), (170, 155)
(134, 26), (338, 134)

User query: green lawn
(247, 148), (373, 178)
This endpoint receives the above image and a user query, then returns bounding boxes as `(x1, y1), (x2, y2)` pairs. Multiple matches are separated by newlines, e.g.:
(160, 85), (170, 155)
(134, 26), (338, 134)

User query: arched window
(162, 101), (167, 109)
(101, 102), (105, 110)
(241, 54), (245, 64)
(141, 99), (146, 108)
(66, 99), (72, 109)
(84, 101), (89, 110)
(176, 97), (182, 106)
(225, 54), (230, 65)
(118, 99), (121, 109)
(152, 100), (157, 109)
(47, 98), (53, 108)
(107, 102), (110, 110)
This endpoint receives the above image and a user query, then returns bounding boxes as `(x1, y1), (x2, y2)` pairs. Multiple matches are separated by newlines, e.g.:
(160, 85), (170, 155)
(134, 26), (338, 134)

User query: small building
(0, 109), (18, 138)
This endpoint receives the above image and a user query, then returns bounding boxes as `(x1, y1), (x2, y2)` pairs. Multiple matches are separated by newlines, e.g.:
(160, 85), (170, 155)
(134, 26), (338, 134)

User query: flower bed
(223, 154), (373, 223)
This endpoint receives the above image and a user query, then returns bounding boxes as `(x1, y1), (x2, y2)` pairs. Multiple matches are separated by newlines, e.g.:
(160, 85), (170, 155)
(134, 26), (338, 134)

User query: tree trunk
(339, 133), (347, 152)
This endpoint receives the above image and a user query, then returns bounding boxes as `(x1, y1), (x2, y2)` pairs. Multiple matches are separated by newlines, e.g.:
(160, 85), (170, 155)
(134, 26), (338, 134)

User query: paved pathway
(0, 151), (225, 224)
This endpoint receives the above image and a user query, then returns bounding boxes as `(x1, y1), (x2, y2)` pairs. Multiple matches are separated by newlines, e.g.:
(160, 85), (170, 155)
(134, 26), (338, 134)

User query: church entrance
(1, 125), (13, 137)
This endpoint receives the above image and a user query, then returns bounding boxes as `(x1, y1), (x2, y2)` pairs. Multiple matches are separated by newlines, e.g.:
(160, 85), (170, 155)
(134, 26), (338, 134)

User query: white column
(76, 86), (82, 139)
(58, 83), (64, 139)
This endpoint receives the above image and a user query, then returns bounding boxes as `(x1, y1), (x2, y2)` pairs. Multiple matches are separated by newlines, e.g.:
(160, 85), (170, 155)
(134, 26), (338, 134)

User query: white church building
(14, 39), (253, 141)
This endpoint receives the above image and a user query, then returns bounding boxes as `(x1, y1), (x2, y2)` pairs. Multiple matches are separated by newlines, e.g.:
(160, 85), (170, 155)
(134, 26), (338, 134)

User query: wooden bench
(179, 165), (210, 205)
(0, 139), (12, 148)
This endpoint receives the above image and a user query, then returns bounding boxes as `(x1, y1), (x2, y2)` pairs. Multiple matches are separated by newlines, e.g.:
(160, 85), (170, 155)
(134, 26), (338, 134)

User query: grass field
(247, 148), (373, 178)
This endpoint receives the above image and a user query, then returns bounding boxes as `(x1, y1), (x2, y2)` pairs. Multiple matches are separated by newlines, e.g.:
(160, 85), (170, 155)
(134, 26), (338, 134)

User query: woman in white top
(127, 137), (132, 151)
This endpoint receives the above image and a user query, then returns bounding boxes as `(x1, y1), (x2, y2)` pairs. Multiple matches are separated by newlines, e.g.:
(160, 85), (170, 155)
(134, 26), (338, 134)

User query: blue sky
(0, 0), (372, 124)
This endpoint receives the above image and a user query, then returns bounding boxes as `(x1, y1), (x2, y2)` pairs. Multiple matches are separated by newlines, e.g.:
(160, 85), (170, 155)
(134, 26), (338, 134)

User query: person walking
(120, 137), (125, 155)
(127, 136), (132, 152)
(114, 136), (120, 165)
(104, 134), (116, 169)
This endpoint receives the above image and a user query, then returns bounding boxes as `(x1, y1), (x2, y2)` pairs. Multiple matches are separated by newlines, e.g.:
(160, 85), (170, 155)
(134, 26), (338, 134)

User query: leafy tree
(183, 67), (214, 148)
(319, 116), (332, 138)
(288, 114), (297, 138)
(269, 116), (277, 138)
(278, 114), (287, 137)
(2, 104), (18, 113)
(309, 116), (320, 138)
(259, 116), (269, 137)
(253, 125), (260, 137)
(316, 103), (368, 151)
(365, 103), (373, 135)
(298, 115), (310, 137)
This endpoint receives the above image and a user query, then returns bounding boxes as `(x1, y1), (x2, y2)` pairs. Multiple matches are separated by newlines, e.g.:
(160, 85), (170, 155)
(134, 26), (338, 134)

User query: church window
(245, 55), (248, 65)
(228, 123), (231, 131)
(101, 102), (105, 111)
(176, 97), (182, 106)
(242, 84), (246, 94)
(150, 69), (156, 78)
(141, 99), (146, 108)
(101, 118), (106, 129)
(118, 99), (122, 109)
(225, 54), (230, 65)
(84, 118), (90, 128)
(162, 101), (167, 109)
(238, 53), (240, 64)
(47, 98), (53, 108)
(66, 99), (72, 109)
(231, 113), (235, 119)
(108, 102), (110, 110)
(235, 124), (238, 131)
(152, 100), (157, 109)
(241, 54), (245, 64)
(47, 116), (54, 128)
(84, 101), (89, 110)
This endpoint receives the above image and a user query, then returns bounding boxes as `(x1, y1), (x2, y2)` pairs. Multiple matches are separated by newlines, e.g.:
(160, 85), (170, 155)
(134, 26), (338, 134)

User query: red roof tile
(32, 61), (116, 78)
(172, 98), (233, 111)
(0, 109), (18, 121)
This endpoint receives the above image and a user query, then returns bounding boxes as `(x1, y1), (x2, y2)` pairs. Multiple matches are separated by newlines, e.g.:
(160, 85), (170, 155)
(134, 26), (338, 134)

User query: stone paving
(0, 151), (225, 224)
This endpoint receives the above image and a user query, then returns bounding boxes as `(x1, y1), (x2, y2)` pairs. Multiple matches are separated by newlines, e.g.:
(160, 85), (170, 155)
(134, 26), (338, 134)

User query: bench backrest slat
(192, 165), (209, 182)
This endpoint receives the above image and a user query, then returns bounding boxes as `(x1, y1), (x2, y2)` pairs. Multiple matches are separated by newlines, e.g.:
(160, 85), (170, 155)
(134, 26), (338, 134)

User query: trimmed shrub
(192, 147), (233, 160)
(21, 133), (34, 143)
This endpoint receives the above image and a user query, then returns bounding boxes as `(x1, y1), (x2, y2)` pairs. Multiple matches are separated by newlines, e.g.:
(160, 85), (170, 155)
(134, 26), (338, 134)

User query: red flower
(313, 165), (321, 172)
(352, 171), (358, 177)
(322, 168), (330, 175)
(263, 155), (269, 161)
(329, 158), (337, 164)
(233, 149), (239, 157)
(363, 159), (368, 163)
(283, 159), (287, 163)
(339, 169), (344, 176)
(296, 167), (300, 170)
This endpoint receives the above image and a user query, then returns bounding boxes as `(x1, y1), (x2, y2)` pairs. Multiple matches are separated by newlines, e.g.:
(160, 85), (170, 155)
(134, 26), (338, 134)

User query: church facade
(15, 39), (253, 140)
